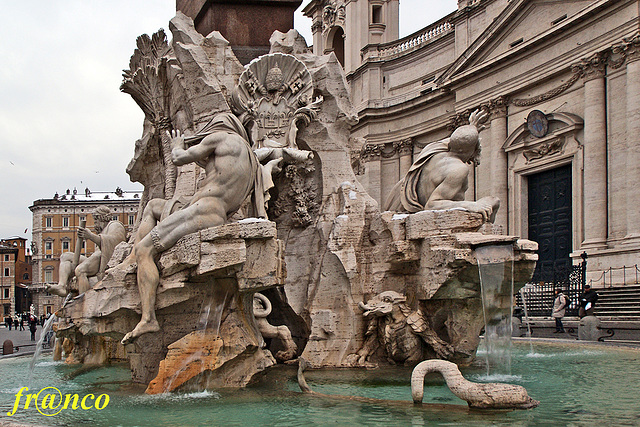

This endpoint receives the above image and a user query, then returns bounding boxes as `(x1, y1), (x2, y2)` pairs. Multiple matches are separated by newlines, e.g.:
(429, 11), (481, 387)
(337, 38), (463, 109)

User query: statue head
(449, 124), (481, 165)
(92, 206), (112, 233)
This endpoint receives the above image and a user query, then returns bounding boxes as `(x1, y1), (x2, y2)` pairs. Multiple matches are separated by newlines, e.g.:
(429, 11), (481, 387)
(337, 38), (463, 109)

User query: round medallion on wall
(527, 110), (548, 138)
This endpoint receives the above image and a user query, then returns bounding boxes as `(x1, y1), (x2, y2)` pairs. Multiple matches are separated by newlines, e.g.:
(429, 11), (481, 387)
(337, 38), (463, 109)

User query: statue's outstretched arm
(168, 130), (218, 166)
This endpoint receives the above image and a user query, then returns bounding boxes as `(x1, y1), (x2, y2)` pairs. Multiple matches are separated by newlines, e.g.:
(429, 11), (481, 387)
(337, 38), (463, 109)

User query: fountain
(1, 10), (561, 425)
(475, 244), (515, 375)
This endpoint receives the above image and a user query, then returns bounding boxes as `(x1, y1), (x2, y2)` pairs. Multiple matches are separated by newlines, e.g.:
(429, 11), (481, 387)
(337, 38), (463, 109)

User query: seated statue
(383, 110), (500, 222)
(47, 206), (126, 297)
(120, 112), (280, 345)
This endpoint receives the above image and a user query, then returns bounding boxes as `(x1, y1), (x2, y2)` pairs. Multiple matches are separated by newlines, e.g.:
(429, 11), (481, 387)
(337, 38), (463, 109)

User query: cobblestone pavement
(0, 325), (45, 357)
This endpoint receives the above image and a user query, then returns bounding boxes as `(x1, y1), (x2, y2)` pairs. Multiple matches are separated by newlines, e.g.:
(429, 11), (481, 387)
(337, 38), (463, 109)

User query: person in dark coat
(5, 316), (11, 330)
(579, 285), (599, 318)
(13, 318), (18, 330)
(19, 317), (25, 331)
(29, 316), (37, 341)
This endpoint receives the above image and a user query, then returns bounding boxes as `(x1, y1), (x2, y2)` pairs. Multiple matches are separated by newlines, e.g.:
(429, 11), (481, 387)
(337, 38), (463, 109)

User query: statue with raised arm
(383, 110), (500, 222)
(120, 112), (280, 345)
(47, 206), (126, 297)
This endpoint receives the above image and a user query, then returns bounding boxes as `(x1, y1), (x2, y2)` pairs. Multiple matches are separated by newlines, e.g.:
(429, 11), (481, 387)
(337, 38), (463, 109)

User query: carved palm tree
(121, 29), (177, 200)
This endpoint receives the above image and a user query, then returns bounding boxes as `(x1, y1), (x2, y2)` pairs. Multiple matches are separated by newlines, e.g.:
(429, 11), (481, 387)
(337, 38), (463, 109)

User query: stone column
(619, 35), (640, 243)
(489, 97), (509, 232)
(395, 138), (413, 178)
(574, 53), (608, 250)
(381, 144), (399, 206)
(362, 143), (383, 207)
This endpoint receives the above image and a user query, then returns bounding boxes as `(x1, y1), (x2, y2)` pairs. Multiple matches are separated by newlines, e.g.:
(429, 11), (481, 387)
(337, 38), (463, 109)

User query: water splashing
(519, 284), (535, 355)
(29, 314), (58, 387)
(475, 244), (514, 376)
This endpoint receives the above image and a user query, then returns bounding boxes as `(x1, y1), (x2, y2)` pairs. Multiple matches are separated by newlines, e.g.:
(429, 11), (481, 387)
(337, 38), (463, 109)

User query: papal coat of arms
(231, 53), (322, 163)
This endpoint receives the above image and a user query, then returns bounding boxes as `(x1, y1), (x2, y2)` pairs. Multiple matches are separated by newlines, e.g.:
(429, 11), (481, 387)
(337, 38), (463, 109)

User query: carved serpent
(411, 359), (539, 409)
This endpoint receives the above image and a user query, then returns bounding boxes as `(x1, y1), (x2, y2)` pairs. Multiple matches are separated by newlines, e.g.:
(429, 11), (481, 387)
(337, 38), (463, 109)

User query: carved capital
(612, 32), (640, 66)
(311, 20), (323, 34)
(446, 111), (470, 132)
(572, 52), (607, 81)
(393, 138), (414, 155)
(360, 143), (383, 161)
(487, 96), (508, 119)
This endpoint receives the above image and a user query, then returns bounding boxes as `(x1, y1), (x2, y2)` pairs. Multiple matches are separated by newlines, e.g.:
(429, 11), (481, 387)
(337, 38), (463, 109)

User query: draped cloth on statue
(383, 141), (450, 213)
(97, 221), (127, 280)
(185, 113), (270, 219)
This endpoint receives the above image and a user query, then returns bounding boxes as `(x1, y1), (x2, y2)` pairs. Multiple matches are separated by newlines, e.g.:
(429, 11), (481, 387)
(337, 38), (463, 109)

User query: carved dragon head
(358, 291), (407, 319)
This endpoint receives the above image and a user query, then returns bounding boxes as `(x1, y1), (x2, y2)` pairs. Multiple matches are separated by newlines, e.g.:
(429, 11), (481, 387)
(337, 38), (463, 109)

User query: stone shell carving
(231, 53), (316, 150)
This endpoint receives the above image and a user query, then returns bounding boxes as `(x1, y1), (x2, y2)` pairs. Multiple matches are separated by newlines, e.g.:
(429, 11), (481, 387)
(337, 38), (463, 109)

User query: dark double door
(528, 165), (573, 283)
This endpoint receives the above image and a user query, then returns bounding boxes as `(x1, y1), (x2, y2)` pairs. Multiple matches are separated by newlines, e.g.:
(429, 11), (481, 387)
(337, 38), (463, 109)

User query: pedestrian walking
(552, 288), (569, 333)
(29, 316), (37, 341)
(19, 317), (25, 331)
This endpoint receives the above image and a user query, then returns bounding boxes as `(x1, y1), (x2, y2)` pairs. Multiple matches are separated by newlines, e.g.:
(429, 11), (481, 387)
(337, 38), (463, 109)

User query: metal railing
(515, 256), (587, 317)
(588, 265), (640, 288)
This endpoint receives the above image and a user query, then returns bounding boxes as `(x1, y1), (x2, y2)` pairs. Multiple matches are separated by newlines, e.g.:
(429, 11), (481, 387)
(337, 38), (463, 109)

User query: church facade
(303, 0), (640, 286)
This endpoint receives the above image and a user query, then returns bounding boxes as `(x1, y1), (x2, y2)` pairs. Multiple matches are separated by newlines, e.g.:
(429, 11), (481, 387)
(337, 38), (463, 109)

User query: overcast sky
(0, 0), (457, 242)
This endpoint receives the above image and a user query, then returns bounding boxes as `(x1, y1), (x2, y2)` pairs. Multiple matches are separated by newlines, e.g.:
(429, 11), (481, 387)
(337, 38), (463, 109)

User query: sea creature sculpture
(349, 291), (453, 365)
(411, 359), (539, 409)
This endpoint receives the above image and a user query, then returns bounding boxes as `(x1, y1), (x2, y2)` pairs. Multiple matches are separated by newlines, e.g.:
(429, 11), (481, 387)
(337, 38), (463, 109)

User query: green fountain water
(2, 341), (639, 426)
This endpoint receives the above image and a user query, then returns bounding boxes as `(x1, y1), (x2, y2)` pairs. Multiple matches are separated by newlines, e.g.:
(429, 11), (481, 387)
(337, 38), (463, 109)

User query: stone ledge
(405, 210), (484, 240)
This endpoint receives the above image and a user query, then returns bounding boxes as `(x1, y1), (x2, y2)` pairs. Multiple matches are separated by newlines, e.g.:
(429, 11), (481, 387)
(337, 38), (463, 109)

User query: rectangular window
(44, 270), (53, 283)
(129, 215), (135, 225)
(45, 254), (52, 259)
(63, 217), (69, 228)
(372, 5), (382, 23)
(62, 241), (70, 252)
(3, 288), (8, 299)
(45, 241), (52, 251)
(3, 255), (9, 262)
(112, 215), (118, 222)
(45, 217), (52, 228)
(82, 241), (86, 249)
(79, 215), (86, 223)
(3, 268), (9, 277)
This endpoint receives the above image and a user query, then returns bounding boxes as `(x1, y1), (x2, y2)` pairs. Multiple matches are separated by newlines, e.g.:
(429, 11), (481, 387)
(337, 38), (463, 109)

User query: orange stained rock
(146, 332), (224, 394)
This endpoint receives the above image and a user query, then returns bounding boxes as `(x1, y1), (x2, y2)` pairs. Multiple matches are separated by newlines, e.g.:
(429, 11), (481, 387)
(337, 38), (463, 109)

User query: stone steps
(593, 285), (640, 318)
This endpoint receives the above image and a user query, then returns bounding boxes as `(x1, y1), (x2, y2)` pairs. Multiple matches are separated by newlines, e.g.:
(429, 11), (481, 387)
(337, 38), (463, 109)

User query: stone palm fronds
(121, 29), (177, 199)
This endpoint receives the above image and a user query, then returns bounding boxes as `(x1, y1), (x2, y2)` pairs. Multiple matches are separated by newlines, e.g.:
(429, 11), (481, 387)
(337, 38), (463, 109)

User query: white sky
(0, 0), (457, 242)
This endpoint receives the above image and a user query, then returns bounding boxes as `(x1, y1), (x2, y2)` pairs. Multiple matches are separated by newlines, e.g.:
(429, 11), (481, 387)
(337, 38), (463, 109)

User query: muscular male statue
(47, 206), (126, 297)
(384, 110), (500, 221)
(121, 112), (279, 345)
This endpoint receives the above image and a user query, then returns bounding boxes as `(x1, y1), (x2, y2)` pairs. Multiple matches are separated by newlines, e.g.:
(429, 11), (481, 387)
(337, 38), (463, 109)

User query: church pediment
(439, 0), (609, 85)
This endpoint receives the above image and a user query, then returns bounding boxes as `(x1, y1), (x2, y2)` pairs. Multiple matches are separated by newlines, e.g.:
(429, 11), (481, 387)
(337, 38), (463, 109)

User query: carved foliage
(271, 159), (319, 228)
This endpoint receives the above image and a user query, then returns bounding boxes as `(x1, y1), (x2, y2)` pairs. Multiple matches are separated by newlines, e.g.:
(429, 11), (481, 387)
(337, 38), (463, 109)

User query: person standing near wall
(579, 285), (599, 318)
(552, 288), (569, 333)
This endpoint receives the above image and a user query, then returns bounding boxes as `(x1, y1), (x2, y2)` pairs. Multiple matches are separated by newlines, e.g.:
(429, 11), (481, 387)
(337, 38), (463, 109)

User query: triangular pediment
(439, 0), (610, 85)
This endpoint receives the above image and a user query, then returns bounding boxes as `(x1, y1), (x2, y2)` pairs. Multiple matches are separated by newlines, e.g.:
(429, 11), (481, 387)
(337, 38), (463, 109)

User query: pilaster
(572, 52), (608, 250)
(488, 96), (509, 233)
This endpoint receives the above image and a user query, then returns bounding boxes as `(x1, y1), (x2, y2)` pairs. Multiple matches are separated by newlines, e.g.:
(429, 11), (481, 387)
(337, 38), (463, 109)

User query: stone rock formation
(54, 12), (538, 394)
